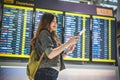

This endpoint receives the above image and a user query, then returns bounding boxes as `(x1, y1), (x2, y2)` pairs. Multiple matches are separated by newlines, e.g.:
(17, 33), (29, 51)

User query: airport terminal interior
(0, 0), (120, 80)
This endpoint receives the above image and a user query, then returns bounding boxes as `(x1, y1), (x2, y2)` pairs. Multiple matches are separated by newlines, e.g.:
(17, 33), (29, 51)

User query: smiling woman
(30, 13), (79, 80)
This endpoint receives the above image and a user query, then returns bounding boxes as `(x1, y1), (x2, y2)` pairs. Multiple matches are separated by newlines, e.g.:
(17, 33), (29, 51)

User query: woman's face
(50, 17), (58, 32)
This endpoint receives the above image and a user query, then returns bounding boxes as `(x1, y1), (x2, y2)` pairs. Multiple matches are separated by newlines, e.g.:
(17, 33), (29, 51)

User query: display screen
(64, 12), (90, 61)
(35, 8), (63, 42)
(0, 5), (33, 58)
(0, 3), (2, 22)
(92, 16), (116, 62)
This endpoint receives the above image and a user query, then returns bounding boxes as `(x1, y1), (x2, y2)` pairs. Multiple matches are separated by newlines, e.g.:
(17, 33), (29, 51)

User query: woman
(31, 13), (79, 80)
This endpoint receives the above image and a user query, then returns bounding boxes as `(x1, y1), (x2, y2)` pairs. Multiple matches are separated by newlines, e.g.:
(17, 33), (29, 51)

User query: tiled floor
(58, 68), (117, 80)
(0, 65), (119, 80)
(0, 67), (28, 80)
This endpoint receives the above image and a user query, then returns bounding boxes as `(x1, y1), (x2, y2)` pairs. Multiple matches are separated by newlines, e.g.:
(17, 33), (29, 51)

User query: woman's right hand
(67, 36), (79, 45)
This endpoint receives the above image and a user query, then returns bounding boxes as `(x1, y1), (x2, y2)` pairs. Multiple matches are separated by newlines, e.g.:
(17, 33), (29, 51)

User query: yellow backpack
(26, 49), (45, 80)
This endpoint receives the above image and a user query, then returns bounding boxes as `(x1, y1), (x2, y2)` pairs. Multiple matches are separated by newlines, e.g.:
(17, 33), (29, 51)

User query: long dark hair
(31, 13), (61, 49)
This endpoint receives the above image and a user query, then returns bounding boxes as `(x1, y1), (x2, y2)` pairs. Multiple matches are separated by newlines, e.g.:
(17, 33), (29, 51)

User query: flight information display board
(0, 5), (33, 58)
(35, 8), (63, 42)
(64, 12), (90, 61)
(92, 15), (116, 62)
(0, 3), (2, 23)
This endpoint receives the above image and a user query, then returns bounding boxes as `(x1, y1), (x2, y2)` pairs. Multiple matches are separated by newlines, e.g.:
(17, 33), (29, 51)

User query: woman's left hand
(65, 44), (75, 55)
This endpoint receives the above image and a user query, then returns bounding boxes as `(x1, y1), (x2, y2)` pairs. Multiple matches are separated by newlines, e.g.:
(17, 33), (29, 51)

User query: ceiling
(60, 0), (117, 10)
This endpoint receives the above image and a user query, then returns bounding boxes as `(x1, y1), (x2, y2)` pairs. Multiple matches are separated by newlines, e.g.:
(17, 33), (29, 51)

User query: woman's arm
(62, 44), (75, 58)
(48, 36), (78, 59)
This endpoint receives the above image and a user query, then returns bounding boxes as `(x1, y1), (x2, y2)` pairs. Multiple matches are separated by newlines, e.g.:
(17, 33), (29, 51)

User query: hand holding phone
(77, 29), (86, 36)
(68, 29), (86, 45)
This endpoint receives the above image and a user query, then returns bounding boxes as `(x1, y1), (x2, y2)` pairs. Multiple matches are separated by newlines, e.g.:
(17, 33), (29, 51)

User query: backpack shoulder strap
(38, 52), (45, 64)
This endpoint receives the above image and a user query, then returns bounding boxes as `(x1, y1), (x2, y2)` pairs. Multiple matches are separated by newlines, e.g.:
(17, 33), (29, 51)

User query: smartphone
(77, 29), (86, 36)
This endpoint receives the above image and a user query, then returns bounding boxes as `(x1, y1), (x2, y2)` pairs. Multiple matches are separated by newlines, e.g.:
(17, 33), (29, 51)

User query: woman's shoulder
(40, 29), (50, 36)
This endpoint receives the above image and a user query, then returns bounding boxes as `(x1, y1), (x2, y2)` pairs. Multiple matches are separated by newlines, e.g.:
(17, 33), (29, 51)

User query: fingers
(73, 36), (79, 42)
(74, 36), (79, 39)
(67, 36), (79, 45)
(68, 44), (75, 53)
(71, 36), (78, 44)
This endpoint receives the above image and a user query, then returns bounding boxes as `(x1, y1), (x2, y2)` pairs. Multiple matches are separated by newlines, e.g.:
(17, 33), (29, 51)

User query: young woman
(31, 13), (79, 80)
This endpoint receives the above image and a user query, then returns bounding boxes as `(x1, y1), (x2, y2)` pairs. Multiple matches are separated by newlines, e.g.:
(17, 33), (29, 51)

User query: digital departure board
(64, 12), (90, 61)
(35, 8), (63, 42)
(0, 3), (2, 22)
(0, 5), (33, 58)
(92, 16), (116, 62)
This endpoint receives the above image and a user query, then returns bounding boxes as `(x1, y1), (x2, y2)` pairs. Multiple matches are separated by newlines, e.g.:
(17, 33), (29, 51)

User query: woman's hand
(67, 36), (79, 45)
(62, 44), (75, 58)
(65, 44), (75, 55)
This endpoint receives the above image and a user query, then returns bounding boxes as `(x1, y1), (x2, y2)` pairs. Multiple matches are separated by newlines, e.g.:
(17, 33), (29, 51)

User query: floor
(58, 68), (117, 80)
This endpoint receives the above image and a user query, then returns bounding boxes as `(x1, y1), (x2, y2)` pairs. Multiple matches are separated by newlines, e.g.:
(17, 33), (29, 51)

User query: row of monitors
(0, 3), (2, 22)
(0, 4), (116, 62)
